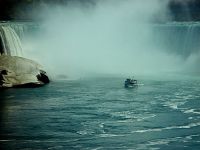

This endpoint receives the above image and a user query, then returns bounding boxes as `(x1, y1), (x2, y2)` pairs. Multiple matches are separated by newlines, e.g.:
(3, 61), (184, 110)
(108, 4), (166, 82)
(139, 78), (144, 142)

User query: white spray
(23, 0), (187, 78)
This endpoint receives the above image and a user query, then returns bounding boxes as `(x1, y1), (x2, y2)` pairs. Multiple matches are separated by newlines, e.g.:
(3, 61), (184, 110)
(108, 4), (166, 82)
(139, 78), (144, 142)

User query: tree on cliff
(1, 0), (200, 21)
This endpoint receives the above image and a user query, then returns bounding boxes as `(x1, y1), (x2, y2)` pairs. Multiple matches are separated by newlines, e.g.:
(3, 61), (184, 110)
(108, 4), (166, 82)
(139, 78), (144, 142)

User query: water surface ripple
(0, 78), (200, 149)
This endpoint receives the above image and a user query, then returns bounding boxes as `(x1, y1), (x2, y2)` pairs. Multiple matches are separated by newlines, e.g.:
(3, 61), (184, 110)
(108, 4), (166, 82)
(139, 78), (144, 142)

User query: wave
(184, 109), (200, 115)
(131, 122), (200, 133)
(136, 134), (200, 149)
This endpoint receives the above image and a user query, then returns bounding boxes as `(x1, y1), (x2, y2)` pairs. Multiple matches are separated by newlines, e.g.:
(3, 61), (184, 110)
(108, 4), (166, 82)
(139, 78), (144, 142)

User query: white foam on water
(132, 128), (162, 133)
(163, 100), (187, 110)
(47, 146), (64, 150)
(91, 147), (103, 150)
(184, 109), (200, 114)
(136, 134), (200, 150)
(77, 130), (91, 135)
(131, 122), (200, 133)
(0, 140), (14, 142)
(99, 123), (104, 128)
(98, 134), (125, 138)
(147, 140), (169, 146)
(136, 114), (157, 122)
(188, 117), (193, 120)
(112, 111), (156, 122)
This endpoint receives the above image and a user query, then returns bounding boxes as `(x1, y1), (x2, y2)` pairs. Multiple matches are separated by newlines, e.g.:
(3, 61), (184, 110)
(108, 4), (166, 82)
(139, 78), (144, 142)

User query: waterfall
(0, 22), (39, 57)
(0, 26), (23, 56)
(152, 22), (200, 58)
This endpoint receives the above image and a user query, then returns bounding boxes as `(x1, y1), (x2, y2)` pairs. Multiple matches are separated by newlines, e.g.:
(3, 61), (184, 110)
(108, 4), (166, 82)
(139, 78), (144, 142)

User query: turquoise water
(0, 78), (200, 149)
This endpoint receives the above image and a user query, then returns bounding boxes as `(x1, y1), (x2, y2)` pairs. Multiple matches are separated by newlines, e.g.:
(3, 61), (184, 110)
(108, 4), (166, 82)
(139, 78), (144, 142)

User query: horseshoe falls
(153, 22), (200, 58)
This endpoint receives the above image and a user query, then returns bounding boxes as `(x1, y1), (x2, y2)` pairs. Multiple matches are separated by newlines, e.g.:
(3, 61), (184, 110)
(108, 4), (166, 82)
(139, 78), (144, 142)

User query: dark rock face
(37, 70), (50, 84)
(0, 55), (50, 88)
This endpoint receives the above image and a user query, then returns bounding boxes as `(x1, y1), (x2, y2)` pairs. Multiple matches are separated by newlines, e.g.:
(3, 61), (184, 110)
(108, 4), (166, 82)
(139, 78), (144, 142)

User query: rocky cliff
(0, 55), (49, 88)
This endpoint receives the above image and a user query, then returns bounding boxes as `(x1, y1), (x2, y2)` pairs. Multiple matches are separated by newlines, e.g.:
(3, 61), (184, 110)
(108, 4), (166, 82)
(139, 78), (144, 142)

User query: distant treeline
(0, 0), (92, 20)
(1, 0), (200, 21)
(169, 0), (200, 21)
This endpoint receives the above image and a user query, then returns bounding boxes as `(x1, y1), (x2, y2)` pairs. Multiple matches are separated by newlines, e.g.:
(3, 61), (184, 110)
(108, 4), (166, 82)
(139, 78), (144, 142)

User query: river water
(0, 77), (200, 149)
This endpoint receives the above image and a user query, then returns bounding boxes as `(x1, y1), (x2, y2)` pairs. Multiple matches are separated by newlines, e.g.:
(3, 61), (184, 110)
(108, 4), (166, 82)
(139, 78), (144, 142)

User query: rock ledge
(0, 55), (49, 88)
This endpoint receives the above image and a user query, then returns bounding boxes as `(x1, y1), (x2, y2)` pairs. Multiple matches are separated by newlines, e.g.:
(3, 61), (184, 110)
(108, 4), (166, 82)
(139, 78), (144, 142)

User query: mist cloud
(23, 0), (186, 78)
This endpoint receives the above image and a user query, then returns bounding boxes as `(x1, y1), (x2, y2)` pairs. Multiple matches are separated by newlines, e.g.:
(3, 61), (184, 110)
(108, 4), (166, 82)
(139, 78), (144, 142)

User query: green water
(0, 78), (200, 149)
